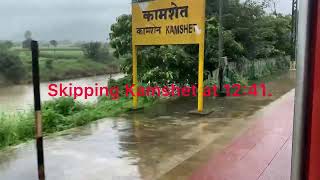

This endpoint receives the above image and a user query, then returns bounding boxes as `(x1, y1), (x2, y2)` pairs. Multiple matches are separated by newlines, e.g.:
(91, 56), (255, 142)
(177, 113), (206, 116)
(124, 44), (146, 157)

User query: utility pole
(218, 0), (223, 61)
(31, 41), (46, 180)
(291, 0), (298, 61)
(218, 0), (226, 96)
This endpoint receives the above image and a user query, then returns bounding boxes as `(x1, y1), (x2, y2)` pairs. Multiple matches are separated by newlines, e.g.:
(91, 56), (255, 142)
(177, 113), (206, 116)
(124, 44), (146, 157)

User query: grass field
(17, 48), (83, 59)
(15, 48), (119, 83)
(40, 50), (83, 59)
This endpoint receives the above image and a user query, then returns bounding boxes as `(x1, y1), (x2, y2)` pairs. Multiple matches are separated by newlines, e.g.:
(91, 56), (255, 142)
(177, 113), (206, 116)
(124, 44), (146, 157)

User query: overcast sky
(0, 0), (292, 42)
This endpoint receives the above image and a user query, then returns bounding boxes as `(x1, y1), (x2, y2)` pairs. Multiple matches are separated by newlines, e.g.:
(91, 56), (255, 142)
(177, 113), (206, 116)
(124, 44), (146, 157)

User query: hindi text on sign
(142, 2), (189, 21)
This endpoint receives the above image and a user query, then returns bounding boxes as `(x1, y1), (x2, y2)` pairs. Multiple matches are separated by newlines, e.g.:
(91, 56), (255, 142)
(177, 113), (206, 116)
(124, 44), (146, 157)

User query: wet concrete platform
(189, 90), (294, 180)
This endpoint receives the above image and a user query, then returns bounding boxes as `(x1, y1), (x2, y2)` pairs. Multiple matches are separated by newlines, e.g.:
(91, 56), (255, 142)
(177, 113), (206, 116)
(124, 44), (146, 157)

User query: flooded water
(0, 74), (124, 113)
(0, 72), (296, 180)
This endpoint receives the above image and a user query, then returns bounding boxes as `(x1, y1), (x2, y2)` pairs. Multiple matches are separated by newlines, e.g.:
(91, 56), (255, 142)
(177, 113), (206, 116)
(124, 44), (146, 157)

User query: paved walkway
(190, 90), (294, 180)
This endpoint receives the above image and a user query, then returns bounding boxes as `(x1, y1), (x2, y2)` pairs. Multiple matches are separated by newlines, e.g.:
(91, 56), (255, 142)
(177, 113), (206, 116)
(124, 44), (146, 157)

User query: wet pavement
(189, 90), (294, 180)
(0, 72), (296, 180)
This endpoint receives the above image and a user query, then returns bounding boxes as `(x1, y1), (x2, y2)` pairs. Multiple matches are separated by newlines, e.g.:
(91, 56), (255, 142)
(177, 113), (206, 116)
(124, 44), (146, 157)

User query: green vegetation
(0, 45), (119, 85)
(18, 48), (118, 83)
(0, 41), (14, 49)
(81, 42), (111, 62)
(204, 56), (291, 87)
(109, 0), (292, 86)
(0, 96), (155, 149)
(40, 50), (83, 59)
(0, 48), (26, 83)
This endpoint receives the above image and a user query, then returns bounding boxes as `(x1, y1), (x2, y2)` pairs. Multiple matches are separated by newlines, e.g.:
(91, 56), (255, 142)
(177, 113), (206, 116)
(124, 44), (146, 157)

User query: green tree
(0, 41), (14, 49)
(23, 30), (32, 49)
(109, 14), (132, 58)
(50, 40), (58, 59)
(50, 40), (58, 48)
(109, 15), (244, 85)
(82, 42), (102, 60)
(0, 50), (26, 83)
(81, 42), (110, 62)
(24, 30), (32, 39)
(220, 0), (291, 59)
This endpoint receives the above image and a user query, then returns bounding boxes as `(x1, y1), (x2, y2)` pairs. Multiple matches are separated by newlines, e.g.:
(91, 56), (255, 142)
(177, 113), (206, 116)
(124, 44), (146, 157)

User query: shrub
(45, 59), (53, 69)
(42, 109), (66, 133)
(15, 114), (34, 141)
(0, 115), (17, 147)
(0, 41), (14, 49)
(107, 75), (132, 96)
(81, 42), (111, 62)
(43, 97), (83, 116)
(275, 56), (290, 71)
(0, 50), (26, 83)
(227, 69), (248, 85)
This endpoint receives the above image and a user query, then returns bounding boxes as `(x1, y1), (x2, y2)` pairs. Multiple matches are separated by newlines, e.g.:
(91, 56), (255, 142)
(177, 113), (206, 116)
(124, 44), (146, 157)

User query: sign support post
(198, 43), (205, 112)
(132, 45), (138, 109)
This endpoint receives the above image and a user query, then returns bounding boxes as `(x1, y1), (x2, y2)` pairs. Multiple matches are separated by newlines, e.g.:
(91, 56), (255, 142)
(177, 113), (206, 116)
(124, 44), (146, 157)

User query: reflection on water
(0, 72), (296, 180)
(0, 74), (124, 113)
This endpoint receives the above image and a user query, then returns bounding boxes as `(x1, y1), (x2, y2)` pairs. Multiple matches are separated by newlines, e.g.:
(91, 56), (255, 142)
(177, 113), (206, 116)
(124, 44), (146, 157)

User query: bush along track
(0, 96), (155, 149)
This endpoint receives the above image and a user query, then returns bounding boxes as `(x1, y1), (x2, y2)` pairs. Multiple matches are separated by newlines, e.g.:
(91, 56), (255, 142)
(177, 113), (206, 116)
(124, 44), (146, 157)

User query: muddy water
(0, 72), (296, 180)
(0, 74), (124, 113)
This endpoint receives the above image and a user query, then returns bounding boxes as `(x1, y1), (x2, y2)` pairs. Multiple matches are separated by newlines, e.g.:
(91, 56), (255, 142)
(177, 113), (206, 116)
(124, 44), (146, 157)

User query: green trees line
(0, 41), (117, 84)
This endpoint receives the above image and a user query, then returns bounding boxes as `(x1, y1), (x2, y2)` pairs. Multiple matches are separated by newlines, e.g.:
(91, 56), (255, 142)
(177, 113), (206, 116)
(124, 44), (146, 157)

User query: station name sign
(132, 0), (206, 45)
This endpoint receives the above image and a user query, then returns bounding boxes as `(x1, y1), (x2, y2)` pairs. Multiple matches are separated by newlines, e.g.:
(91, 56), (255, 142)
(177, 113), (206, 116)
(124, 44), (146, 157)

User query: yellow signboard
(132, 0), (206, 45)
(131, 0), (206, 112)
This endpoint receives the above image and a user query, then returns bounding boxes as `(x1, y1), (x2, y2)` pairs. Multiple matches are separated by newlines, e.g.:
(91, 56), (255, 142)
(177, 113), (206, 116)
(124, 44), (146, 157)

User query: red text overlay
(48, 83), (272, 100)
